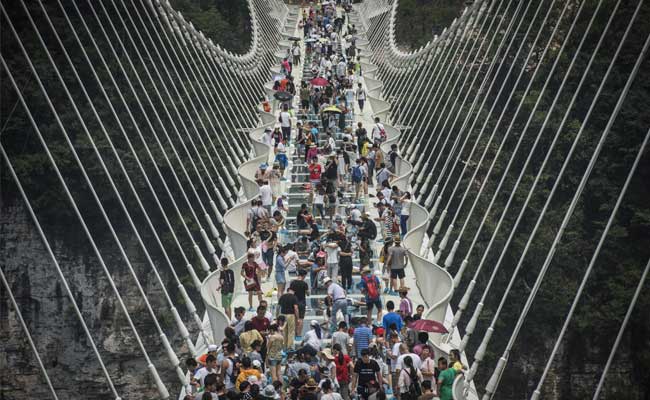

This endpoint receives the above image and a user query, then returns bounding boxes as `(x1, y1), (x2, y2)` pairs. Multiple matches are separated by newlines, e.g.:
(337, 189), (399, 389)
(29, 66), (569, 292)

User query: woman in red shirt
(241, 252), (262, 311)
(333, 343), (354, 398)
(308, 157), (322, 185)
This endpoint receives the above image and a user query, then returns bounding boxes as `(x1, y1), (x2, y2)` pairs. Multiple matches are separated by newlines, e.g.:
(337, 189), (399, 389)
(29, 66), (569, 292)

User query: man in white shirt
(279, 104), (292, 142)
(194, 354), (218, 387)
(259, 181), (273, 213)
(356, 83), (366, 113)
(371, 117), (385, 143)
(325, 240), (341, 282)
(349, 205), (362, 222)
(325, 277), (348, 332)
(395, 343), (422, 372)
(263, 127), (273, 146)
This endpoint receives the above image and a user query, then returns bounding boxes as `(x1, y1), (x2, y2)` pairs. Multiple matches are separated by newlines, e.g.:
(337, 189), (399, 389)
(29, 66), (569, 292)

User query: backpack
(227, 356), (240, 385)
(408, 370), (422, 396)
(363, 275), (380, 300)
(377, 124), (387, 140)
(351, 165), (363, 183)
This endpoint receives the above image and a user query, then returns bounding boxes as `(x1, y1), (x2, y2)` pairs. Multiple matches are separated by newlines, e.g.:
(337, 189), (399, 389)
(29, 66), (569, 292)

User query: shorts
(221, 292), (233, 308)
(390, 269), (405, 279)
(267, 358), (282, 366)
(366, 297), (383, 311)
(298, 302), (306, 319)
(276, 271), (286, 284)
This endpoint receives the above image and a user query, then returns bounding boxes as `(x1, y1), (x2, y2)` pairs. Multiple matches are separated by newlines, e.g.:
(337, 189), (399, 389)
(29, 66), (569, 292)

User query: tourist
(242, 251), (263, 310)
(436, 358), (454, 400)
(358, 266), (383, 323)
(275, 245), (288, 296)
(324, 238), (341, 282)
(324, 276), (348, 332)
(398, 287), (414, 318)
(351, 348), (382, 399)
(218, 257), (235, 319)
(299, 320), (323, 356)
(280, 103), (292, 142)
(332, 321), (350, 355)
(266, 323), (284, 383)
(230, 306), (247, 336)
(239, 321), (264, 354)
(386, 238), (408, 293)
(289, 269), (309, 340)
(356, 82), (366, 114)
(278, 287), (300, 349)
(194, 354), (218, 387)
(353, 318), (372, 357)
(398, 356), (423, 400)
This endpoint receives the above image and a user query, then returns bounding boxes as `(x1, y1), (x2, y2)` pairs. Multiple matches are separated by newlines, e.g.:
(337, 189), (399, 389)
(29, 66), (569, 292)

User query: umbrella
(322, 105), (342, 114)
(305, 38), (318, 43)
(289, 36), (301, 41)
(273, 91), (293, 102)
(319, 37), (329, 43)
(408, 319), (448, 334)
(310, 77), (329, 87)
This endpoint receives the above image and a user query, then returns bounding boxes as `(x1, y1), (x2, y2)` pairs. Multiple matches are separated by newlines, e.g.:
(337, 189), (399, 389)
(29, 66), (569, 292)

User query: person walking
(242, 252), (263, 311)
(385, 238), (408, 293)
(278, 287), (300, 349)
(398, 356), (423, 400)
(356, 82), (366, 114)
(289, 269), (309, 340)
(218, 257), (235, 319)
(275, 246), (288, 296)
(357, 267), (383, 323)
(279, 103), (292, 143)
(324, 277), (348, 332)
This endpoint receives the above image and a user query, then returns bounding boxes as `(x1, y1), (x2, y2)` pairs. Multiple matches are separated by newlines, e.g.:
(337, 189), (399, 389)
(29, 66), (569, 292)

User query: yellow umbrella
(322, 106), (342, 114)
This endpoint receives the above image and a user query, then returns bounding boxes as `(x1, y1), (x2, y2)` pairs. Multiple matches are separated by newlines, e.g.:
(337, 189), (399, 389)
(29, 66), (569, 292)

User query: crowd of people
(184, 1), (463, 399)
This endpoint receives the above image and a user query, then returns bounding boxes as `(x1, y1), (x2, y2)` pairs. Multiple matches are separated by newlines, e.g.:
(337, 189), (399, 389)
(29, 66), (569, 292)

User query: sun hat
(310, 320), (319, 327)
(323, 277), (332, 285)
(320, 348), (335, 360)
(252, 359), (262, 368)
(397, 286), (410, 293)
(260, 163), (268, 169)
(361, 266), (371, 274)
(207, 344), (218, 352)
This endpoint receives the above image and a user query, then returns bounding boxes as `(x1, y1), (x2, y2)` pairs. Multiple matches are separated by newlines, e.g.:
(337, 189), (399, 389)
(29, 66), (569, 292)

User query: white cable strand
(482, 27), (650, 400)
(0, 54), (170, 399)
(532, 126), (650, 399)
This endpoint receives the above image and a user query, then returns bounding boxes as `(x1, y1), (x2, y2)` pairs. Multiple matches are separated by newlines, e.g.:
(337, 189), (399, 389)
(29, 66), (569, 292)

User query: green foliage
(169, 0), (252, 54)
(394, 0), (465, 50)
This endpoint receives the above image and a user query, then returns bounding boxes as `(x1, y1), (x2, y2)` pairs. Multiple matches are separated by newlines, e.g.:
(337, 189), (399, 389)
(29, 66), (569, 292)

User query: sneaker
(383, 288), (389, 294)
(248, 307), (255, 312)
(388, 290), (398, 296)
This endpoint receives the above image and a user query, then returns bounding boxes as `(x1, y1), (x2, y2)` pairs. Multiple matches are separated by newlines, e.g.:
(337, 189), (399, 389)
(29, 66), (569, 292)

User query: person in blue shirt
(353, 318), (373, 357)
(382, 300), (402, 338)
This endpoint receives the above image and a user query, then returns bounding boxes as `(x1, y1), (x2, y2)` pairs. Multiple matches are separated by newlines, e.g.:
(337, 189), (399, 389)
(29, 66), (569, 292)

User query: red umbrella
(310, 77), (329, 87)
(408, 319), (448, 334)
